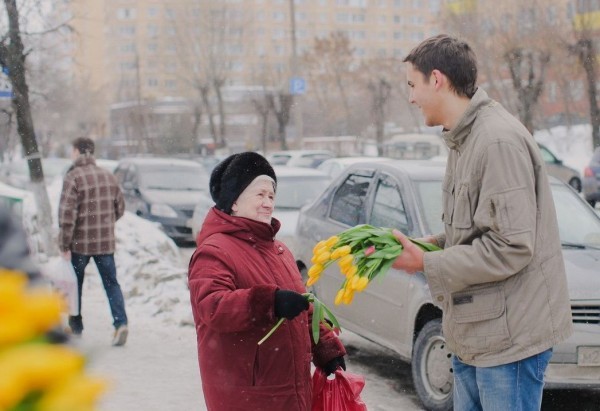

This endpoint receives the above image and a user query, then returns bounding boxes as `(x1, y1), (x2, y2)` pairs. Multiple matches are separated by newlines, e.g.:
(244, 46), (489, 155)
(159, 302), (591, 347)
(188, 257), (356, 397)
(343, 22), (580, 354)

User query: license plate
(577, 347), (600, 366)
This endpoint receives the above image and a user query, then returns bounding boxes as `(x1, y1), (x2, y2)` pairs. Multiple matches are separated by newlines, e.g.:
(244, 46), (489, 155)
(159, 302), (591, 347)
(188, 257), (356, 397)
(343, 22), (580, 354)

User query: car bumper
(546, 324), (600, 388)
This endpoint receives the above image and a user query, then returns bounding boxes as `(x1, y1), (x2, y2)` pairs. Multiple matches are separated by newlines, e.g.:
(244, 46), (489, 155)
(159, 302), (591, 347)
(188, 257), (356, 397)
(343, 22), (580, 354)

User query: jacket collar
(73, 155), (96, 168)
(442, 88), (491, 151)
(197, 207), (280, 245)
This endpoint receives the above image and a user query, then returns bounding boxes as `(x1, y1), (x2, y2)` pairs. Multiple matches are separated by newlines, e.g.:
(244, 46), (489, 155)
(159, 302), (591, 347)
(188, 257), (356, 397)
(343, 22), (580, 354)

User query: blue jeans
(452, 349), (553, 411)
(71, 253), (128, 330)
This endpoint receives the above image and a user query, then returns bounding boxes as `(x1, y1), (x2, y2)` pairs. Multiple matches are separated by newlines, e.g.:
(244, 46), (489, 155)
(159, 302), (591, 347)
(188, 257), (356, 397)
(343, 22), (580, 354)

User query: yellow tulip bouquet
(0, 269), (106, 411)
(306, 224), (441, 305)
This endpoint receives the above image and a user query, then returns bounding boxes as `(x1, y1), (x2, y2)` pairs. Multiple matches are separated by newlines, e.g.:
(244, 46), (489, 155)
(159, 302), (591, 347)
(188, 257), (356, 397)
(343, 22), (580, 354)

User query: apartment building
(50, 0), (443, 154)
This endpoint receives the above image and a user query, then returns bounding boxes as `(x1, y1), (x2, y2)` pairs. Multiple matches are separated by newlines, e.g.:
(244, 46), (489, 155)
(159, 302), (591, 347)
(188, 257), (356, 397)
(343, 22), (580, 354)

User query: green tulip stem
(257, 318), (285, 345)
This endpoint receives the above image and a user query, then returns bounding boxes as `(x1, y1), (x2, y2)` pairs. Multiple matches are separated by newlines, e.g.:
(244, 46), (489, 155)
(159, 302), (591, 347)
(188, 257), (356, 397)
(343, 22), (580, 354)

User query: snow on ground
(10, 124), (596, 410)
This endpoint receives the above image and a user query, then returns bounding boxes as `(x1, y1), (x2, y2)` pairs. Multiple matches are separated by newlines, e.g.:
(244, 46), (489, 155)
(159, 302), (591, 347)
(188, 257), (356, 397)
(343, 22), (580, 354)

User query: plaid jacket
(58, 155), (125, 255)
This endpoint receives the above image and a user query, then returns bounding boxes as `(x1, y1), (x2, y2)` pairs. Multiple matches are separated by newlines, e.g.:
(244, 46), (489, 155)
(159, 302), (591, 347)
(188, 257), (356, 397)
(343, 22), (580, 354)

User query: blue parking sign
(289, 77), (306, 95)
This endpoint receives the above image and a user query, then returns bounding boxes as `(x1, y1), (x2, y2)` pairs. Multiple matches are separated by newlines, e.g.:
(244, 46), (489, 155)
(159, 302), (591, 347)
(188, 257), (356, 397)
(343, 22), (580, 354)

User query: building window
(147, 7), (158, 17)
(117, 8), (136, 20)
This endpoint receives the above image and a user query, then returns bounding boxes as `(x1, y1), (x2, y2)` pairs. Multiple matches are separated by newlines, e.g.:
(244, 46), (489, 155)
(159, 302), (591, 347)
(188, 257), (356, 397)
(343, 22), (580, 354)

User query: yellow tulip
(350, 275), (361, 290)
(337, 255), (354, 270)
(312, 240), (327, 254)
(38, 375), (108, 411)
(315, 251), (331, 264)
(25, 290), (64, 333)
(325, 236), (339, 247)
(334, 289), (345, 305)
(335, 245), (352, 257)
(306, 276), (319, 287)
(355, 276), (369, 292)
(308, 264), (323, 278)
(343, 265), (357, 279)
(342, 288), (355, 304)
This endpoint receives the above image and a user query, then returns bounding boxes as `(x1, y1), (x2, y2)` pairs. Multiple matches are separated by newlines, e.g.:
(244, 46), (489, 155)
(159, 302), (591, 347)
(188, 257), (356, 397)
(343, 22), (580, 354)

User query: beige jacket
(423, 88), (573, 367)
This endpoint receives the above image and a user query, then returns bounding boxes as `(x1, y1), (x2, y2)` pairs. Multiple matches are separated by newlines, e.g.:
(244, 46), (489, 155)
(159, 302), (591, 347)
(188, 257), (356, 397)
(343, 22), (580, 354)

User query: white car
(266, 150), (335, 168)
(317, 156), (391, 179)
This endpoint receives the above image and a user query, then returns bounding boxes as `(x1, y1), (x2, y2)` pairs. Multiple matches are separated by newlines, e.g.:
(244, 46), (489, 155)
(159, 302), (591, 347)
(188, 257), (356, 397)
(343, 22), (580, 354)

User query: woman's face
(231, 176), (275, 224)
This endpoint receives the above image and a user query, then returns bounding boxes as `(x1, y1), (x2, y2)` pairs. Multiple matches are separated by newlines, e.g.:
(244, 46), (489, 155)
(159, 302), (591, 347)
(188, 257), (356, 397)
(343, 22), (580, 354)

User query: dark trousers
(70, 253), (128, 331)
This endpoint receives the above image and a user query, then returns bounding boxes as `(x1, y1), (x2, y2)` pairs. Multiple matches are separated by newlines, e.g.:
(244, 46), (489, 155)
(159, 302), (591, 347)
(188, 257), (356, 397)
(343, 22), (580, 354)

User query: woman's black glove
(323, 356), (346, 376)
(274, 289), (309, 320)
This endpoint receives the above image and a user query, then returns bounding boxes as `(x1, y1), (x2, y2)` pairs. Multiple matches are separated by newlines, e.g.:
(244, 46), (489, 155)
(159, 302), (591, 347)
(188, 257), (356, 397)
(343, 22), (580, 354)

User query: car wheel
(568, 177), (582, 193)
(411, 319), (453, 411)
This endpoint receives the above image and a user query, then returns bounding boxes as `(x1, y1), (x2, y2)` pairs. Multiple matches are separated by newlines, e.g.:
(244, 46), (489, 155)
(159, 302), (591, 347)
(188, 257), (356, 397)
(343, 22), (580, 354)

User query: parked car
(583, 147), (600, 208)
(266, 150), (335, 168)
(189, 166), (331, 257)
(295, 159), (600, 411)
(538, 142), (582, 192)
(316, 156), (391, 179)
(114, 157), (212, 244)
(0, 157), (73, 189)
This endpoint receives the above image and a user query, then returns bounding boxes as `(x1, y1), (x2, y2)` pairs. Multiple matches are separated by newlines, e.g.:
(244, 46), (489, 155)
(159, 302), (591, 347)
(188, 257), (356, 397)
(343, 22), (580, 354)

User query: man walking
(392, 34), (572, 410)
(58, 137), (128, 346)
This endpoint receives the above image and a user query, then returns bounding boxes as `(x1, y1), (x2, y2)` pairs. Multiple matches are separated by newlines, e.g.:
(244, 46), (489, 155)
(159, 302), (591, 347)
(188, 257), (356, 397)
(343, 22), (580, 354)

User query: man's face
(406, 63), (441, 127)
(71, 147), (80, 161)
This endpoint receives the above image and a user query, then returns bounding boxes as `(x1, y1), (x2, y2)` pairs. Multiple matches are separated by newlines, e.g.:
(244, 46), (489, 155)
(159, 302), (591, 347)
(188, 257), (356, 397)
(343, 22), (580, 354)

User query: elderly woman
(188, 152), (346, 411)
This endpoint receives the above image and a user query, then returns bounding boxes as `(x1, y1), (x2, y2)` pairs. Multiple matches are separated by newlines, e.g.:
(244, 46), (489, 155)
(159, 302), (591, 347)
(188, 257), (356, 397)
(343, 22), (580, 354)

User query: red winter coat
(188, 208), (345, 411)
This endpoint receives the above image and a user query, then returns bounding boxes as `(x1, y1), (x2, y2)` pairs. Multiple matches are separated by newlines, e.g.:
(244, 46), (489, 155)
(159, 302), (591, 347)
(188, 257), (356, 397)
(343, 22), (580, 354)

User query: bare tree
(251, 93), (271, 154)
(303, 32), (355, 134)
(442, 1), (557, 133)
(266, 92), (294, 151)
(176, 2), (246, 149)
(504, 48), (550, 133)
(0, 0), (56, 256)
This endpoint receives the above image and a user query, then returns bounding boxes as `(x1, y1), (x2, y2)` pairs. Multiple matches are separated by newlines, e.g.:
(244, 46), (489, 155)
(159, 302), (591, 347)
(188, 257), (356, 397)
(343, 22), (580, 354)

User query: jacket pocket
(442, 176), (454, 225)
(453, 183), (472, 229)
(449, 283), (511, 355)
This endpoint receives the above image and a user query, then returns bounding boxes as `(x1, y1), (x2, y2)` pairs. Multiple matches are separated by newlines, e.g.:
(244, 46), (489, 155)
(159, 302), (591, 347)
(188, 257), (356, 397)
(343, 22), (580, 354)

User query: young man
(58, 137), (128, 346)
(392, 34), (573, 410)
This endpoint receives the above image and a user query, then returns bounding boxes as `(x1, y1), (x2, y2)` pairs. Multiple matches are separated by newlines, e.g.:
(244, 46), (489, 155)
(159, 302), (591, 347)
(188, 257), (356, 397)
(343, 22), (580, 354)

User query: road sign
(0, 67), (12, 99)
(289, 77), (306, 95)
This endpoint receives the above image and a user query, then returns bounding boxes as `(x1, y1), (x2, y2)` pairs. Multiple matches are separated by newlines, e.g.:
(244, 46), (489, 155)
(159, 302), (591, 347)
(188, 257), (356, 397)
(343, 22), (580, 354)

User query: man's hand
(391, 229), (425, 274)
(61, 250), (71, 261)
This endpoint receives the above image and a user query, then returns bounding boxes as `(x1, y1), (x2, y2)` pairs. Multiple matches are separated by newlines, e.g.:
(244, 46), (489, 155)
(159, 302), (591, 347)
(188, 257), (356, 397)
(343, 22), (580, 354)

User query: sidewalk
(70, 274), (205, 411)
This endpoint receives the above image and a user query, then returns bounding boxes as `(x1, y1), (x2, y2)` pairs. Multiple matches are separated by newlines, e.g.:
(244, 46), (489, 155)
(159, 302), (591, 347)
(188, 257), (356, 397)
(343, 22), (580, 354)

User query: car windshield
(415, 179), (600, 248)
(414, 180), (444, 235)
(552, 184), (600, 247)
(276, 176), (330, 209)
(138, 166), (208, 191)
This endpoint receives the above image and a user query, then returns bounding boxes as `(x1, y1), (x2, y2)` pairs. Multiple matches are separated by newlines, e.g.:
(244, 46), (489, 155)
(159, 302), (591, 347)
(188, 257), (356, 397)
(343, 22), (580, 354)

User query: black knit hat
(210, 152), (277, 214)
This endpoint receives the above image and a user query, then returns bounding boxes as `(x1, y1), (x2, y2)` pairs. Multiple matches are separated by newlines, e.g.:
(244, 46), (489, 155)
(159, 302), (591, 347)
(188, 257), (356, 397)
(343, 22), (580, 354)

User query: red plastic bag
(311, 368), (367, 411)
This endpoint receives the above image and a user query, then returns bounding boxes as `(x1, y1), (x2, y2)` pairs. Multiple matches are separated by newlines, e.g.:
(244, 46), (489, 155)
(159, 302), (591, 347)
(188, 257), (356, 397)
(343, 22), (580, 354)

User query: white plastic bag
(48, 259), (79, 316)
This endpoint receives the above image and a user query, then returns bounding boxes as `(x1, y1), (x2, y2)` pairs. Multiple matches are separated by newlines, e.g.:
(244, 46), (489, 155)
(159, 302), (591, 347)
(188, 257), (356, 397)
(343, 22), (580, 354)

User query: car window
(552, 184), (600, 246)
(539, 145), (557, 163)
(276, 176), (331, 209)
(369, 173), (410, 234)
(138, 166), (207, 191)
(269, 155), (290, 165)
(415, 180), (444, 235)
(329, 172), (371, 226)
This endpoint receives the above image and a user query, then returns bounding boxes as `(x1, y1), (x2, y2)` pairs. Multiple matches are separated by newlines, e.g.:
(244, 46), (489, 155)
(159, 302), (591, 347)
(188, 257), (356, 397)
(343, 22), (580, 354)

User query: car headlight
(150, 203), (178, 218)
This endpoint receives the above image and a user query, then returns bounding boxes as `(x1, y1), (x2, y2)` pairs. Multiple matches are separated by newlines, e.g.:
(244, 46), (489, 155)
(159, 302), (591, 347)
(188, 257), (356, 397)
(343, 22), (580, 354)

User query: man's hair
(72, 137), (95, 155)
(403, 34), (478, 98)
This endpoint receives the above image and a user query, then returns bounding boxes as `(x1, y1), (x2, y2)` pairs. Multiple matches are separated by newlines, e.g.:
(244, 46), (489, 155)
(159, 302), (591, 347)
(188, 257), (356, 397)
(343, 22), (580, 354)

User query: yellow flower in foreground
(38, 375), (108, 411)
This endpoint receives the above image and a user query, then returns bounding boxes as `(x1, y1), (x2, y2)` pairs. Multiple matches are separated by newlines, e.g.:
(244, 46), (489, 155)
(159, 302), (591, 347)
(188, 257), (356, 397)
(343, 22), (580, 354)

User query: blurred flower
(305, 225), (441, 305)
(0, 269), (107, 411)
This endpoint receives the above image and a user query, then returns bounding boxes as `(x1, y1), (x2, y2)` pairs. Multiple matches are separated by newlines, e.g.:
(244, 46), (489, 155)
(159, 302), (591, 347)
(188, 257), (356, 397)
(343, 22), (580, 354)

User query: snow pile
(24, 178), (194, 328)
